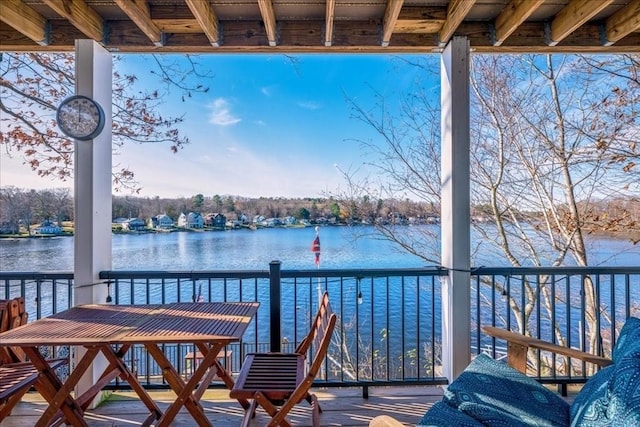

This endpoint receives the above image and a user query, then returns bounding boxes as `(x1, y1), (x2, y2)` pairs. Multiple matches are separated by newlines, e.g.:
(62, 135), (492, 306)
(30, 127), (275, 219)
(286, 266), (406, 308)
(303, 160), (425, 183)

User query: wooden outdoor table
(0, 301), (259, 427)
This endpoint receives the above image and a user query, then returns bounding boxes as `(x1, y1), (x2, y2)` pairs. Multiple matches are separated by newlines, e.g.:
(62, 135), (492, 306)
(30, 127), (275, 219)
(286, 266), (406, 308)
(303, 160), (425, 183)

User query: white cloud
(261, 86), (273, 96)
(207, 98), (241, 126)
(297, 101), (321, 110)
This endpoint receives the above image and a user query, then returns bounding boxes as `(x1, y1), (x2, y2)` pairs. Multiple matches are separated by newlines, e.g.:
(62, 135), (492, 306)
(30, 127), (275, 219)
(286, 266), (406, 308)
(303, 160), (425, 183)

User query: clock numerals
(56, 95), (105, 141)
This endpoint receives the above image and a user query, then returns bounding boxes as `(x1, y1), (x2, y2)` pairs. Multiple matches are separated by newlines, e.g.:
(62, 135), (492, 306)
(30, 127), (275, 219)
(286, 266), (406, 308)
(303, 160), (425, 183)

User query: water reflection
(1, 226), (637, 272)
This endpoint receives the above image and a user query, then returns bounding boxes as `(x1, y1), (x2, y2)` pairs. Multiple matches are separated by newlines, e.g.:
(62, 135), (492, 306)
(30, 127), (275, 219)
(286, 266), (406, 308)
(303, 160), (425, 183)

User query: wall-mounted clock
(56, 95), (106, 141)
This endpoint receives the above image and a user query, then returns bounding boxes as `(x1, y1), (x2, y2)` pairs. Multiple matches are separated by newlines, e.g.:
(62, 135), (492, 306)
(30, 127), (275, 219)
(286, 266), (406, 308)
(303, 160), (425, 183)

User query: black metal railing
(1, 264), (638, 391)
(98, 262), (450, 390)
(473, 266), (640, 385)
(0, 272), (74, 319)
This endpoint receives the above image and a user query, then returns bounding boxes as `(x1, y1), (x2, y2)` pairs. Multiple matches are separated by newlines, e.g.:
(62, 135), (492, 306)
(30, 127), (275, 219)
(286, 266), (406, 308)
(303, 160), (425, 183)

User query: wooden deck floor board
(2, 386), (444, 426)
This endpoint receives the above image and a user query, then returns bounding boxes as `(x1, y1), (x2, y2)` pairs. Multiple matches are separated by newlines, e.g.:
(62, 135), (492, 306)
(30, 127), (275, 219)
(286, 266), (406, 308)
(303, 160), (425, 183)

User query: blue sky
(1, 54), (439, 199)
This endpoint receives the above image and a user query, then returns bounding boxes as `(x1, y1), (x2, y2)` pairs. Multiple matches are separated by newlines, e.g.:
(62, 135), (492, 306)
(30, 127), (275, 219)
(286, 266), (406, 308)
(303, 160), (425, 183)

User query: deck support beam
(73, 39), (113, 407)
(440, 36), (471, 381)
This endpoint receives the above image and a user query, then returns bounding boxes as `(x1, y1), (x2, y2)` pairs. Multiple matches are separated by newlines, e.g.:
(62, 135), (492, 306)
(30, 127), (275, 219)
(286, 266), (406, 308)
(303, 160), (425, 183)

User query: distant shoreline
(585, 229), (640, 245)
(1, 225), (638, 245)
(0, 223), (312, 239)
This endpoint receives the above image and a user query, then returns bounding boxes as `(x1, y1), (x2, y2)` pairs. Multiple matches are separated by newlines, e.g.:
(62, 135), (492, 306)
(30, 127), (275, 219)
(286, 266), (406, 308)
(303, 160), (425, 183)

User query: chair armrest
(482, 326), (612, 373)
(369, 415), (405, 427)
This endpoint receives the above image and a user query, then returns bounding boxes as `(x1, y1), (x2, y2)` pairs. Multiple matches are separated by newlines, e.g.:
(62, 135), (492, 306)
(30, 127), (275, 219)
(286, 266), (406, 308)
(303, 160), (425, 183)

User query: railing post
(269, 260), (282, 352)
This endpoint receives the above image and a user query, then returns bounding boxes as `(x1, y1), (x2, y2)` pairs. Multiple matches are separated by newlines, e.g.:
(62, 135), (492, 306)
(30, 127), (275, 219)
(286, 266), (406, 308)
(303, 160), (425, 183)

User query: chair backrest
(0, 300), (11, 333)
(295, 291), (337, 377)
(0, 298), (28, 364)
(295, 292), (332, 356)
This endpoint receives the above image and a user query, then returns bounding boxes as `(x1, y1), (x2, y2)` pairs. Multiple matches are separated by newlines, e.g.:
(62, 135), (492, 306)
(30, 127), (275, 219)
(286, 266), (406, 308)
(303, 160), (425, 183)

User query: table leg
(195, 342), (250, 410)
(99, 344), (163, 424)
(23, 346), (95, 427)
(146, 342), (223, 427)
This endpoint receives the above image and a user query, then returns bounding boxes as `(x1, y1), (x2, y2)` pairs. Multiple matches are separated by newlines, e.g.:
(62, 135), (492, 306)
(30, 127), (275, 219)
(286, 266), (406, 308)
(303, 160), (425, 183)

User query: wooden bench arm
(482, 326), (612, 373)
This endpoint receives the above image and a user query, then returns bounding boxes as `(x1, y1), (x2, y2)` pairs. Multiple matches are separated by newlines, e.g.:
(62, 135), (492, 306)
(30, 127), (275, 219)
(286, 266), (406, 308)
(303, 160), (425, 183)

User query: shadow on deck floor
(3, 386), (447, 426)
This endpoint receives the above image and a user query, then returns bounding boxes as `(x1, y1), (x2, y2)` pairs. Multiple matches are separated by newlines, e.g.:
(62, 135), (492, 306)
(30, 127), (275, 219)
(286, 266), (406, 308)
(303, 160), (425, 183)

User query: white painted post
(73, 39), (112, 405)
(440, 36), (471, 381)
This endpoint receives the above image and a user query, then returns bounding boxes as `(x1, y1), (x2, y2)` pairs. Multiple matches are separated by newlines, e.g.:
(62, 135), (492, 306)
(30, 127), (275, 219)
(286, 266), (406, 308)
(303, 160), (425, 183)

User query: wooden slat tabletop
(0, 302), (259, 346)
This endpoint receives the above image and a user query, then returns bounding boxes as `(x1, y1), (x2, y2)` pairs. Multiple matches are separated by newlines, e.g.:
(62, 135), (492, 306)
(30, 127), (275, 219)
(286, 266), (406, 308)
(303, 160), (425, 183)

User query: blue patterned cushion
(570, 365), (615, 426)
(612, 317), (640, 362)
(608, 356), (640, 426)
(444, 353), (570, 427)
(458, 401), (527, 426)
(417, 401), (484, 427)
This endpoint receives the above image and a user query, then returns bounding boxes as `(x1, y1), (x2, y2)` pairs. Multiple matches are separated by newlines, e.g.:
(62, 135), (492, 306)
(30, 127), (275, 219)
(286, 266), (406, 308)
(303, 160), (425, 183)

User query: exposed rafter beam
(493, 0), (544, 46)
(325, 0), (335, 47)
(114, 0), (163, 47)
(549, 0), (614, 46)
(257, 0), (277, 47)
(44, 0), (103, 42)
(381, 0), (404, 47)
(0, 0), (48, 45)
(604, 0), (640, 45)
(439, 0), (476, 47)
(0, 1), (639, 53)
(185, 0), (220, 47)
(394, 6), (446, 34)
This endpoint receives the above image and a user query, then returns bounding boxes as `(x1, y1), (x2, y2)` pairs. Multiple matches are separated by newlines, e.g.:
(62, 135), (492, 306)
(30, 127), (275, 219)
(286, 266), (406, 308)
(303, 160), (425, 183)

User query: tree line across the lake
(0, 186), (638, 239)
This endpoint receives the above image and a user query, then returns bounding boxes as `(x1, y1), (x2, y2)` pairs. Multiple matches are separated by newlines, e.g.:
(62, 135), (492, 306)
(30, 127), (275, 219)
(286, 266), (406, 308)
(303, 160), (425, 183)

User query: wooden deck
(4, 384), (581, 426)
(3, 386), (446, 426)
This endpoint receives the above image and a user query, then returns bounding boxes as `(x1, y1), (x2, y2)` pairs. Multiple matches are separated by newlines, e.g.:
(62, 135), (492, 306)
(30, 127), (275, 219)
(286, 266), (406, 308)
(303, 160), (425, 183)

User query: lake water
(1, 225), (637, 380)
(0, 225), (638, 272)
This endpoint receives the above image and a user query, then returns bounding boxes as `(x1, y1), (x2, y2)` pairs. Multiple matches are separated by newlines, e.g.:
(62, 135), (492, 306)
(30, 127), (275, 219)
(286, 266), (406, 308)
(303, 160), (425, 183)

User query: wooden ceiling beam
(381, 0), (404, 47)
(185, 0), (220, 47)
(439, 0), (476, 47)
(114, 0), (163, 47)
(549, 0), (614, 46)
(604, 0), (640, 45)
(325, 0), (335, 46)
(394, 6), (446, 34)
(0, 0), (48, 45)
(1, 1), (639, 54)
(257, 0), (277, 46)
(43, 0), (103, 42)
(154, 19), (202, 33)
(493, 0), (544, 46)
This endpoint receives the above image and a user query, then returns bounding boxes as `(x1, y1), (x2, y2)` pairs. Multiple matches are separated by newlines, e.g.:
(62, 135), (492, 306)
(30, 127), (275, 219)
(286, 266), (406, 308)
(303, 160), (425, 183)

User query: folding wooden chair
(0, 299), (37, 419)
(0, 362), (42, 420)
(0, 298), (68, 420)
(0, 298), (29, 363)
(230, 291), (337, 427)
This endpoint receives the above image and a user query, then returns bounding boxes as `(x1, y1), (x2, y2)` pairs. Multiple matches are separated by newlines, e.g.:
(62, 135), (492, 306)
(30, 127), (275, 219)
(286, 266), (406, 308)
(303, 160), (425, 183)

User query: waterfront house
(264, 217), (281, 227)
(121, 218), (147, 232)
(33, 220), (62, 235)
(204, 213), (226, 228)
(0, 222), (19, 234)
(178, 212), (204, 229)
(226, 219), (243, 228)
(149, 214), (174, 229)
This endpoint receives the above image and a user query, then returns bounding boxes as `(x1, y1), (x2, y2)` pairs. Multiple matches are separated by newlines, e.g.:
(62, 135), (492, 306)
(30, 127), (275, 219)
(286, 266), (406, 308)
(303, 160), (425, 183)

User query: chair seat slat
(230, 292), (337, 426)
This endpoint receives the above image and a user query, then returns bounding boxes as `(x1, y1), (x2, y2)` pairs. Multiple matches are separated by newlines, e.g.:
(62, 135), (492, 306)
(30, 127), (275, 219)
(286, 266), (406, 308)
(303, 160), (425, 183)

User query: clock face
(56, 95), (105, 141)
